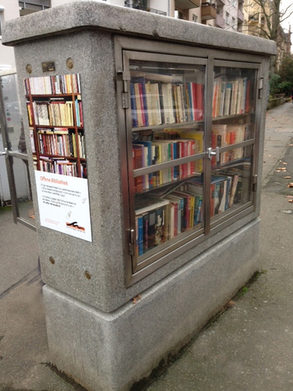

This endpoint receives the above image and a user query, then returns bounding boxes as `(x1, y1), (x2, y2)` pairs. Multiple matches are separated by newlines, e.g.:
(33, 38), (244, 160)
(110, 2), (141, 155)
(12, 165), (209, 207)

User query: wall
(51, 0), (124, 7)
(0, 0), (19, 71)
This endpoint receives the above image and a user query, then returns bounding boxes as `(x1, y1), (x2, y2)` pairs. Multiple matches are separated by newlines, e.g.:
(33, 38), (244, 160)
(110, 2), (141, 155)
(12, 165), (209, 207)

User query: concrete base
(43, 219), (260, 391)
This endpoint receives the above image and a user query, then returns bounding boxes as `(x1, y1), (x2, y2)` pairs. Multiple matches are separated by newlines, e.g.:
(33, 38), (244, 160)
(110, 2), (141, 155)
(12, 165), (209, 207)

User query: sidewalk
(0, 102), (293, 391)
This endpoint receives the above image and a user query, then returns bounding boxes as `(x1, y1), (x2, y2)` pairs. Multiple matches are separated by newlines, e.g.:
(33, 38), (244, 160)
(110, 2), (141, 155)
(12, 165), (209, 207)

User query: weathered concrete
(0, 103), (292, 390)
(2, 2), (276, 57)
(44, 219), (259, 391)
(5, 12), (272, 313)
(1, 4), (275, 389)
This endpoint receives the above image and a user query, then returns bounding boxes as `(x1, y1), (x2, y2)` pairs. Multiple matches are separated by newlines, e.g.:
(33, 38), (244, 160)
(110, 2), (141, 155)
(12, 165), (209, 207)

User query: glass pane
(0, 74), (35, 224)
(129, 60), (206, 261)
(210, 146), (253, 218)
(1, 74), (25, 151)
(12, 157), (34, 222)
(209, 67), (257, 221)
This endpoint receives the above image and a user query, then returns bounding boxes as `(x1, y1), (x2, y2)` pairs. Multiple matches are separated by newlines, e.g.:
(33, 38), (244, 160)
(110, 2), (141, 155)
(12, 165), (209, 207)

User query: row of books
(34, 157), (87, 178)
(37, 129), (86, 159)
(212, 124), (247, 166)
(25, 74), (81, 95)
(130, 78), (204, 128)
(135, 173), (241, 257)
(210, 174), (239, 217)
(212, 77), (251, 118)
(133, 130), (204, 193)
(135, 184), (203, 256)
(27, 99), (83, 127)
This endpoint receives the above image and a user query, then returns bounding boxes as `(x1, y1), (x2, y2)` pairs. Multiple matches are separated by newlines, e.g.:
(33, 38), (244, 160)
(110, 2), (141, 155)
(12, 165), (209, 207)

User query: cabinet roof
(2, 1), (276, 56)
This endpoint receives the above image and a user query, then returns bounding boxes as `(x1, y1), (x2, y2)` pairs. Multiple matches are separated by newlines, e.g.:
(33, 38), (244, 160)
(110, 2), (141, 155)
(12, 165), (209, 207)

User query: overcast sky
(280, 0), (293, 33)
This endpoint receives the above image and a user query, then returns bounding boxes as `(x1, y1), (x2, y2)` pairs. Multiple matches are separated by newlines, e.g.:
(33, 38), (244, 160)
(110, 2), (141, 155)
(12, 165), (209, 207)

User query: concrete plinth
(44, 220), (259, 391)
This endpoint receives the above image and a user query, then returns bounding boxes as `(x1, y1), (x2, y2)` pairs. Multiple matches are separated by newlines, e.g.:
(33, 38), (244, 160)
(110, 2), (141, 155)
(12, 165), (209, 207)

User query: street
(0, 101), (293, 391)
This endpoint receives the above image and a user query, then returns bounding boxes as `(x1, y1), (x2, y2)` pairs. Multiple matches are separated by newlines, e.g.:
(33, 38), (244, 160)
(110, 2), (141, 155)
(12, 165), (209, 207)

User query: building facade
(242, 0), (291, 69)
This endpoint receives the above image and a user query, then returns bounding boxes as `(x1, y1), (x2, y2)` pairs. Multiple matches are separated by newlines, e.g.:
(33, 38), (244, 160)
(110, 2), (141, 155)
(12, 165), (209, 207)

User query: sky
(280, 0), (293, 33)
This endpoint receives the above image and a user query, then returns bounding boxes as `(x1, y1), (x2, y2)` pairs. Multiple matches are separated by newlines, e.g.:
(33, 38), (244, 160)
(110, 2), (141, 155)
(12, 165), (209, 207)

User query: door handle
(0, 148), (7, 157)
(207, 147), (220, 163)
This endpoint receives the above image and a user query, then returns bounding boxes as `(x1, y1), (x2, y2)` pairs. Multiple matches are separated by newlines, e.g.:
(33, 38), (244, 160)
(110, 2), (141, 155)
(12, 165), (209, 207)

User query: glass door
(123, 51), (208, 273)
(209, 62), (259, 226)
(0, 72), (35, 230)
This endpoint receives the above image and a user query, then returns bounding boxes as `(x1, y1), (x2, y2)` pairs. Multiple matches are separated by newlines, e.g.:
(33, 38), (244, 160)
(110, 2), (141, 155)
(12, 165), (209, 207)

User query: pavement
(0, 102), (293, 391)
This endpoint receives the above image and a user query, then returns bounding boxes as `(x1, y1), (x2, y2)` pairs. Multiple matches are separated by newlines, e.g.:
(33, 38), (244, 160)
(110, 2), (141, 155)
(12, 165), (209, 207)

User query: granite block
(3, 1), (276, 57)
(43, 219), (260, 391)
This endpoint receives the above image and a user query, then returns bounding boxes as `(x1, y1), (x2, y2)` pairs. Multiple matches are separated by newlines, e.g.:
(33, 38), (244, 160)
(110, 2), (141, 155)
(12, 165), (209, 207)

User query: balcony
(201, 2), (217, 20)
(216, 14), (225, 28)
(175, 0), (201, 9)
(237, 8), (244, 22)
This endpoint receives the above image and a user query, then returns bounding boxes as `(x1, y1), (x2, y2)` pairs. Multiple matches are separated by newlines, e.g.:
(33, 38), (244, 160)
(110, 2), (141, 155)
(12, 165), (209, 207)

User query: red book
(183, 141), (188, 178)
(190, 140), (196, 175)
(79, 102), (83, 126)
(132, 145), (144, 169)
(196, 84), (204, 121)
(134, 177), (144, 193)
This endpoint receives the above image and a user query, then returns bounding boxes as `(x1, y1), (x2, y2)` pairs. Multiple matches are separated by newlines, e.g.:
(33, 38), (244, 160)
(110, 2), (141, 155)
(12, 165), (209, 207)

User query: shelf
(135, 173), (203, 195)
(35, 153), (86, 161)
(34, 125), (84, 130)
(133, 152), (205, 177)
(212, 113), (252, 122)
(26, 93), (81, 99)
(132, 120), (204, 132)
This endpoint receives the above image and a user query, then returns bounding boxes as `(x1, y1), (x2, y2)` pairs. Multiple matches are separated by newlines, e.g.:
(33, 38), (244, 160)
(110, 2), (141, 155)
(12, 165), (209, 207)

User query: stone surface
(11, 25), (269, 313)
(43, 220), (259, 391)
(1, 103), (293, 391)
(3, 1), (276, 57)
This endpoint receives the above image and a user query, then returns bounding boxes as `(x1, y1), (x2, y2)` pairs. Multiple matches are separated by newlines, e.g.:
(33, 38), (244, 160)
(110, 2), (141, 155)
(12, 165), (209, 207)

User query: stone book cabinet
(3, 2), (276, 391)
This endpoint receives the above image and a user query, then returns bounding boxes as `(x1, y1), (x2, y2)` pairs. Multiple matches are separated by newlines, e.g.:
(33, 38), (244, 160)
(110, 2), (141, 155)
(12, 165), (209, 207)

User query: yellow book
(176, 129), (204, 172)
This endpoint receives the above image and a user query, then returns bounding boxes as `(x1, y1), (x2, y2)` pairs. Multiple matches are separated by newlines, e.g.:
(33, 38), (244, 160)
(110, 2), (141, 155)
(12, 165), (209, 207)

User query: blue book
(75, 99), (80, 127)
(137, 216), (144, 256)
(130, 82), (138, 128)
(173, 142), (179, 179)
(225, 176), (232, 210)
(187, 83), (193, 121)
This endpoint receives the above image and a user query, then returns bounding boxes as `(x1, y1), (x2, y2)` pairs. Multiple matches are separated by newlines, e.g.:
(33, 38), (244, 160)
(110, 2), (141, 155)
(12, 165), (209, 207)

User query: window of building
(19, 1), (51, 16)
(192, 14), (198, 22)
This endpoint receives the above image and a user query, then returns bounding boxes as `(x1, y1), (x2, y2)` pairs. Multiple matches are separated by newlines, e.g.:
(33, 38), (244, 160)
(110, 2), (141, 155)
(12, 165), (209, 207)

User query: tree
(244, 0), (293, 41)
(243, 0), (293, 71)
(278, 55), (293, 95)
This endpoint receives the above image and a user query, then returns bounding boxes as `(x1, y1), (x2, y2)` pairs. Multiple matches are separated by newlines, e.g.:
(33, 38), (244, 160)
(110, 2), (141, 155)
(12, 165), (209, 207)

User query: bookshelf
(25, 74), (87, 178)
(3, 2), (274, 389)
(126, 59), (258, 268)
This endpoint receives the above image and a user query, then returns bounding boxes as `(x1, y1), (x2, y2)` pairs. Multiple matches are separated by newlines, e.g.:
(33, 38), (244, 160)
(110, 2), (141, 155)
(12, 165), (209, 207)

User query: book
(25, 73), (87, 178)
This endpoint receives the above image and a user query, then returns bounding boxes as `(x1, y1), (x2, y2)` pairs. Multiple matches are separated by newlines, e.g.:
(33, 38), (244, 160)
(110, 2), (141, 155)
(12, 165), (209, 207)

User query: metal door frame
(115, 36), (265, 285)
(0, 70), (36, 231)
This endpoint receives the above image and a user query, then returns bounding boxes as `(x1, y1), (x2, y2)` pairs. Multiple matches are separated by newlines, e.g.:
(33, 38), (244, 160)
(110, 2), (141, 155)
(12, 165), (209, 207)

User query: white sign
(35, 171), (92, 242)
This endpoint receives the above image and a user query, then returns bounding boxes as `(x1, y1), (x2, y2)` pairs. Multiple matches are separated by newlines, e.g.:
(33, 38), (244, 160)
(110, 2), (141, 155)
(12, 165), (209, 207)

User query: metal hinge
(122, 92), (129, 109)
(258, 77), (264, 99)
(128, 228), (135, 256)
(252, 174), (258, 192)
